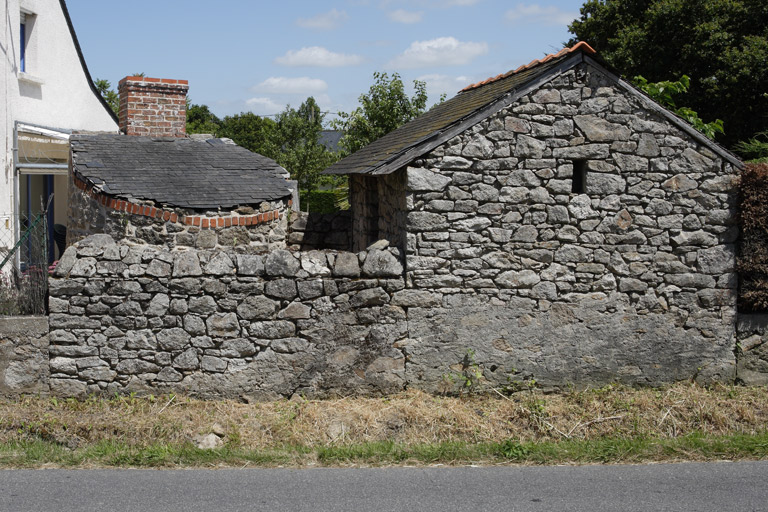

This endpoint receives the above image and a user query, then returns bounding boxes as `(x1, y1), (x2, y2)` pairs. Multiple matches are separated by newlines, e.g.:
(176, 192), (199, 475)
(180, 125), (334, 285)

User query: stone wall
(17, 60), (748, 399)
(67, 173), (289, 252)
(349, 175), (379, 252)
(399, 62), (740, 390)
(287, 211), (351, 251)
(47, 234), (407, 399)
(0, 316), (49, 395)
(736, 314), (768, 385)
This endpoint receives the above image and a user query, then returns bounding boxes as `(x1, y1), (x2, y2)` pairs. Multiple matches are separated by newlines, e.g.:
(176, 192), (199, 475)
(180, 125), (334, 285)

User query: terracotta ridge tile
(459, 41), (597, 93)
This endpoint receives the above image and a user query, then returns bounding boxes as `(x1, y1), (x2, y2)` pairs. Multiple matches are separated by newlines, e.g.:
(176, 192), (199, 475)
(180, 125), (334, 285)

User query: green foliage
(94, 78), (119, 115)
(633, 75), (724, 140)
(333, 72), (429, 155)
(299, 190), (338, 213)
(183, 99), (343, 192)
(441, 348), (485, 394)
(737, 163), (768, 311)
(216, 112), (277, 156)
(569, 0), (768, 146)
(186, 102), (221, 135)
(735, 131), (768, 163)
(498, 439), (531, 459)
(269, 97), (341, 192)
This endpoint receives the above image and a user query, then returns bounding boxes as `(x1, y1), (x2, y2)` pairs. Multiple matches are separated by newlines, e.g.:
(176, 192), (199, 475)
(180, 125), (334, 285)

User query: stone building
(31, 42), (755, 399)
(67, 76), (296, 252)
(324, 42), (744, 388)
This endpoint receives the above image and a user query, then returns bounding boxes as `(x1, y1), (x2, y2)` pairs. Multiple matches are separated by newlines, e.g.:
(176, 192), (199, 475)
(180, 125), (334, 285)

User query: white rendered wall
(1, 0), (118, 235)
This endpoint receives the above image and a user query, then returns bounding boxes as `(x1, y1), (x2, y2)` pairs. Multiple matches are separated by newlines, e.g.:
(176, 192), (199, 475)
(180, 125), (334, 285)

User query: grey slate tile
(71, 135), (292, 210)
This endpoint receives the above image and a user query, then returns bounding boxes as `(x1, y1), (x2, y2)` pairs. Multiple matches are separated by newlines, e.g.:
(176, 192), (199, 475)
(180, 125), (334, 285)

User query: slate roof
(324, 42), (741, 176)
(319, 130), (343, 152)
(324, 44), (594, 177)
(71, 134), (292, 210)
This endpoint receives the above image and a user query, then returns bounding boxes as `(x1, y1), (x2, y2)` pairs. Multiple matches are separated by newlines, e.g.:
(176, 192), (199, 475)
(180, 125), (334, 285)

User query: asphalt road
(1, 461), (767, 511)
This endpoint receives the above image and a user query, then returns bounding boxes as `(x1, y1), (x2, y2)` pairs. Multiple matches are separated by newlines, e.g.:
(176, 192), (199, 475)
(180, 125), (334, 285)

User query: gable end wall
(402, 62), (739, 389)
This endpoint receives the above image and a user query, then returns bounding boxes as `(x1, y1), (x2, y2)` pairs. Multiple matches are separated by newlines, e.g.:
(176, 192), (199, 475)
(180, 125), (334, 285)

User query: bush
(738, 163), (768, 311)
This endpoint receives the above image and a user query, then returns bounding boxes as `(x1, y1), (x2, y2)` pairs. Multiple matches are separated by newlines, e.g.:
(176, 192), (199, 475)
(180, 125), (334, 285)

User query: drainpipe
(12, 122), (19, 271)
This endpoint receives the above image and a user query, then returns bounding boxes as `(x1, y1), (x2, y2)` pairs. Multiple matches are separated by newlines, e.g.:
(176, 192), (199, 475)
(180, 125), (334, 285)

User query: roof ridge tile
(460, 41), (596, 93)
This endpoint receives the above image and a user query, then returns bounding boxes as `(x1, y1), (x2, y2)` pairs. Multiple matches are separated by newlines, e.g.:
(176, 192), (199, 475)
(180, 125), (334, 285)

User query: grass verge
(0, 383), (766, 468)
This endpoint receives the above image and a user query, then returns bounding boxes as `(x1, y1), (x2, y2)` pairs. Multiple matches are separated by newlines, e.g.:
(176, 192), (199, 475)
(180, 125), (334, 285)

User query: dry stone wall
(287, 211), (351, 251)
(0, 316), (49, 395)
(20, 61), (753, 398)
(67, 174), (290, 252)
(400, 63), (740, 390)
(736, 314), (768, 385)
(48, 234), (407, 399)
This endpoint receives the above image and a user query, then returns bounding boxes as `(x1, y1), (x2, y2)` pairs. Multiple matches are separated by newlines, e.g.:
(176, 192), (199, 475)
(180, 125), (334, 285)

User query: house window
(19, 10), (35, 75)
(19, 14), (26, 72)
(572, 160), (587, 194)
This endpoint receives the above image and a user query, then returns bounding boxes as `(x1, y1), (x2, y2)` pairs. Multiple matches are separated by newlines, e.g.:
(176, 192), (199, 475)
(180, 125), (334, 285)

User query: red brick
(202, 218), (209, 228)
(170, 213), (178, 223)
(193, 217), (201, 227)
(163, 211), (171, 221)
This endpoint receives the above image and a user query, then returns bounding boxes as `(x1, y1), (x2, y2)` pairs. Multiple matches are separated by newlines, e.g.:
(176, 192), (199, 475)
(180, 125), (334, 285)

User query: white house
(0, 0), (117, 263)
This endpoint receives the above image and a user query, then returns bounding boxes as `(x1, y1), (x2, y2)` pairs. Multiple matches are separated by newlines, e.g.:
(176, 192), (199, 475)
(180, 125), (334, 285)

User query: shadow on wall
(288, 211), (352, 251)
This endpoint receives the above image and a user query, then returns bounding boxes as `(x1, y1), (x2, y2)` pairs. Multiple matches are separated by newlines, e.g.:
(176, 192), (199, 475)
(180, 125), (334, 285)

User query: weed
(441, 349), (485, 395)
(498, 439), (530, 460)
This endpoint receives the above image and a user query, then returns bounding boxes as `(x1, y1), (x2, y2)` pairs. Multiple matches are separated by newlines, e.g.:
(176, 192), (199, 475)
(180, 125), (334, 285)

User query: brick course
(118, 76), (189, 138)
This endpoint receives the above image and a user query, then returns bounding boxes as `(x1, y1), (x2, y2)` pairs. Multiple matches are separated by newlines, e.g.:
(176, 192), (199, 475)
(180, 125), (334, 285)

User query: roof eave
(323, 52), (587, 177)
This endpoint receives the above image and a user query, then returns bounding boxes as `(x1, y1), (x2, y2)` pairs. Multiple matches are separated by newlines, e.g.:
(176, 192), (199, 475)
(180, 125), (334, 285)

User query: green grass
(1, 432), (766, 468)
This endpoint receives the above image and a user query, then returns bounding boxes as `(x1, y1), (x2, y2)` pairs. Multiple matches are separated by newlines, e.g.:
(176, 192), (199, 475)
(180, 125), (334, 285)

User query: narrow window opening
(572, 159), (587, 194)
(19, 15), (26, 72)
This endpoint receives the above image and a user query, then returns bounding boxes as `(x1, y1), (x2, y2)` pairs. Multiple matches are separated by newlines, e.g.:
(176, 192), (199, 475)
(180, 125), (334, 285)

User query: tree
(216, 112), (277, 157)
(568, 0), (768, 146)
(270, 97), (339, 192)
(186, 102), (222, 135)
(333, 72), (429, 155)
(94, 78), (119, 116)
(633, 75), (724, 140)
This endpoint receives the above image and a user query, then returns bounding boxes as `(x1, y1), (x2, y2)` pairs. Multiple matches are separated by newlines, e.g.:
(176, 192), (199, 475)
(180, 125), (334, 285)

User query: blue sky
(67, 0), (585, 123)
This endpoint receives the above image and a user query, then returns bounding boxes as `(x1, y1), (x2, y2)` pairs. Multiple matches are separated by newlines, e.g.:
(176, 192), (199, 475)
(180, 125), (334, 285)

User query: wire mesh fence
(0, 212), (49, 316)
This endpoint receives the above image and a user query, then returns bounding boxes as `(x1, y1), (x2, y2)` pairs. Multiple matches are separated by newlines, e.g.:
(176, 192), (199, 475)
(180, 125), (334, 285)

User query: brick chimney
(118, 76), (189, 137)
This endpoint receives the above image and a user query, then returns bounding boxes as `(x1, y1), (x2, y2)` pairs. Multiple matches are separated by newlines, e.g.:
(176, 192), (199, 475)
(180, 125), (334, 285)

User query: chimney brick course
(118, 76), (189, 137)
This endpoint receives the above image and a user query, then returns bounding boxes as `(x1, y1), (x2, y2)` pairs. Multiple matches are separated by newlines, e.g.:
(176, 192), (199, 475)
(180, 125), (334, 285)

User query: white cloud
(387, 9), (423, 24)
(296, 9), (348, 30)
(275, 47), (364, 67)
(418, 73), (472, 97)
(245, 97), (284, 115)
(505, 3), (578, 26)
(253, 77), (329, 94)
(388, 37), (488, 69)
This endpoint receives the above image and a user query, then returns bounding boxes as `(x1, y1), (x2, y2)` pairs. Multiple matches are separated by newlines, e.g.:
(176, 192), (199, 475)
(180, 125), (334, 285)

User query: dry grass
(0, 382), (767, 467)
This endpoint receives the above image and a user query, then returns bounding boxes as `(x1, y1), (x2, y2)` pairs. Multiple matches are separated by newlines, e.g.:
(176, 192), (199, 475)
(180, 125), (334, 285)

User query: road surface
(1, 461), (766, 511)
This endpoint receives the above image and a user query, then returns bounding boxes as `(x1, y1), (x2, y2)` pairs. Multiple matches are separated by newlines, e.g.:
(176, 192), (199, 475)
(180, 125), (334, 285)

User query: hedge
(738, 163), (768, 311)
